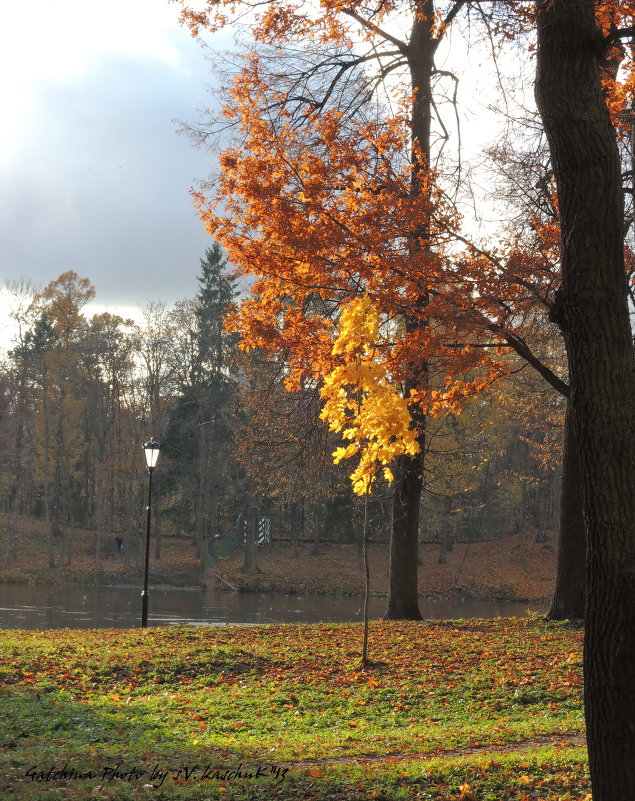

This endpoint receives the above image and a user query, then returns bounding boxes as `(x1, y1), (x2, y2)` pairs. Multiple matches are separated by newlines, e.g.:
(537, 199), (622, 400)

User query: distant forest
(0, 244), (564, 572)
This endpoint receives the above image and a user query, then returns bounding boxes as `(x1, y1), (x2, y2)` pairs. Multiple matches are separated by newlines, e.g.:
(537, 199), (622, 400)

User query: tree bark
(386, 448), (424, 619)
(385, 0), (436, 621)
(535, 1), (635, 795)
(547, 401), (586, 620)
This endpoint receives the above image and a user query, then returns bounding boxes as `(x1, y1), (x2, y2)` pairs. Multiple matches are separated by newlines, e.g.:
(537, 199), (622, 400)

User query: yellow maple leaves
(319, 295), (419, 495)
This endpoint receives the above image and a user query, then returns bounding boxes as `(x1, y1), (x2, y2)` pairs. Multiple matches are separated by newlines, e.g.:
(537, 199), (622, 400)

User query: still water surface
(0, 583), (546, 629)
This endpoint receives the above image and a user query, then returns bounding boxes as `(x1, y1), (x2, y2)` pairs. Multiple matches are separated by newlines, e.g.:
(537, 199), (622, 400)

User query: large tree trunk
(385, 0), (436, 620)
(386, 449), (424, 619)
(535, 1), (635, 796)
(547, 401), (586, 620)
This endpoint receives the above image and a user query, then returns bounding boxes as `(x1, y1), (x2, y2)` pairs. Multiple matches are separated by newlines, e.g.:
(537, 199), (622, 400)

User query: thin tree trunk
(536, 1), (635, 795)
(6, 431), (23, 569)
(361, 493), (371, 666)
(312, 501), (321, 555)
(153, 471), (162, 561)
(243, 500), (259, 575)
(5, 364), (31, 568)
(41, 359), (55, 569)
(195, 414), (207, 564)
(547, 401), (585, 620)
(206, 415), (218, 564)
(95, 529), (102, 573)
(53, 360), (69, 566)
(290, 501), (299, 557)
(438, 495), (453, 565)
(534, 478), (549, 544)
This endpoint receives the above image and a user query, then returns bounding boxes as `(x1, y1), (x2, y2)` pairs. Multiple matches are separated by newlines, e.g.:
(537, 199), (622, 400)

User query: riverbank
(0, 618), (587, 800)
(211, 534), (556, 601)
(0, 516), (557, 602)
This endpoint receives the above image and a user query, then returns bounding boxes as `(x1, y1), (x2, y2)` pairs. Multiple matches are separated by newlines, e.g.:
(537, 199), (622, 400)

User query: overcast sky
(0, 0), (226, 319)
(0, 2), (518, 353)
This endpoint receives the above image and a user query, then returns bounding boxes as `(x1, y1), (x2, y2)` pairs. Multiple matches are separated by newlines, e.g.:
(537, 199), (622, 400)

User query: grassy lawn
(0, 617), (588, 800)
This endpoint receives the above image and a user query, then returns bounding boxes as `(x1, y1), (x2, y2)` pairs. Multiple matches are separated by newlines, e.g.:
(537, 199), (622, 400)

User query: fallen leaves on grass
(0, 618), (586, 800)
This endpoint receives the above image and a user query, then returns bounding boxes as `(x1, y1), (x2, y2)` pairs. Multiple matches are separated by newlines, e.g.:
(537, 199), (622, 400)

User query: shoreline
(0, 519), (558, 604)
(0, 569), (552, 605)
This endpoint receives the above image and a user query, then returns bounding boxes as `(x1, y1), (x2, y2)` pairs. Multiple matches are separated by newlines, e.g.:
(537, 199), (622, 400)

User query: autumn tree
(423, 375), (560, 557)
(162, 244), (239, 562)
(476, 0), (635, 629)
(320, 293), (421, 661)
(469, 127), (586, 618)
(0, 265), (245, 574)
(81, 312), (141, 569)
(134, 301), (180, 559)
(5, 274), (148, 571)
(1, 280), (38, 567)
(176, 0), (510, 619)
(535, 0), (635, 795)
(12, 315), (60, 564)
(230, 346), (355, 558)
(29, 272), (95, 566)
(481, 29), (632, 614)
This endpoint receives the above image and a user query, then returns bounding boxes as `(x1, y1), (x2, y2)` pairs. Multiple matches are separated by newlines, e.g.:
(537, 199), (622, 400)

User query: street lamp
(141, 437), (160, 628)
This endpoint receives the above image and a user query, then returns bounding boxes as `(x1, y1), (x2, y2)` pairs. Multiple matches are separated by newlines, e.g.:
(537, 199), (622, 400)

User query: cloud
(0, 47), (220, 306)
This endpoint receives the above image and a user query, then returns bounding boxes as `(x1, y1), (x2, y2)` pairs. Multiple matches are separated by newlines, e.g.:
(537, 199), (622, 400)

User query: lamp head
(143, 438), (160, 470)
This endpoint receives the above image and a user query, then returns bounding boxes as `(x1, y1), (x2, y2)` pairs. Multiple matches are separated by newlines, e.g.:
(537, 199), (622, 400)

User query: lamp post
(141, 438), (160, 628)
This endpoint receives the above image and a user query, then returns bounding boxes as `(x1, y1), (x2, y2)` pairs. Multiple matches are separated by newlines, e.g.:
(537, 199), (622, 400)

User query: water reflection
(0, 583), (546, 630)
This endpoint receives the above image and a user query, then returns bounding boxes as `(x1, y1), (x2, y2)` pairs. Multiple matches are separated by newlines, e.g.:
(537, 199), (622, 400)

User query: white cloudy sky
(0, 0), (226, 318)
(0, 0), (520, 351)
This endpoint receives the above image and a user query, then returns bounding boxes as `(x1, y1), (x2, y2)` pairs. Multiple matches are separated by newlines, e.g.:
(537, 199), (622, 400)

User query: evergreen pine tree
(163, 244), (239, 560)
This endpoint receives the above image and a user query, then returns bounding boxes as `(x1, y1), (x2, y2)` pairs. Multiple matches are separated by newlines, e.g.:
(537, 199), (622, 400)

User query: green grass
(0, 617), (588, 799)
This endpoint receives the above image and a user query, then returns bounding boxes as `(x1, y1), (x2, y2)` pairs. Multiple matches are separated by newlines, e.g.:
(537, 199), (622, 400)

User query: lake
(0, 583), (547, 629)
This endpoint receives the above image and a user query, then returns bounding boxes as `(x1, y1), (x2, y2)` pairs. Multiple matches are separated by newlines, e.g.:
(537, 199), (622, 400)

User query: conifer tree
(163, 244), (238, 559)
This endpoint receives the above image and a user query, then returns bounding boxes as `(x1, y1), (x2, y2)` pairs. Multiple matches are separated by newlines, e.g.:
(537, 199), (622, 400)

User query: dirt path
(280, 732), (586, 770)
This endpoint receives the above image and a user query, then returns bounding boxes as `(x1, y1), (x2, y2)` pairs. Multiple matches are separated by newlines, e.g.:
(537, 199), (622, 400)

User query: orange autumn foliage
(208, 67), (501, 321)
(190, 58), (509, 477)
(594, 0), (635, 133)
(174, 0), (634, 488)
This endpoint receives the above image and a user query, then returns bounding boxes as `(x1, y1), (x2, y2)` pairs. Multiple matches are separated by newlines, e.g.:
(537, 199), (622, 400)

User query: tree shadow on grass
(1, 684), (590, 801)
